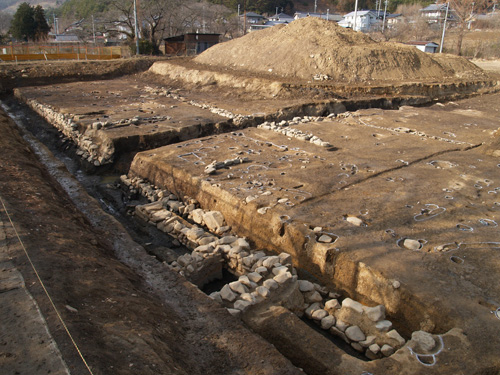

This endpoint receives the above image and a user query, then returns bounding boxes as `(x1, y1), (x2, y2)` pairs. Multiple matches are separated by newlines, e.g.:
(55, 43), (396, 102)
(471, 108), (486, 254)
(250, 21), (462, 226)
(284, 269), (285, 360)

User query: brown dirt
(194, 17), (488, 83)
(0, 57), (162, 93)
(0, 108), (302, 375)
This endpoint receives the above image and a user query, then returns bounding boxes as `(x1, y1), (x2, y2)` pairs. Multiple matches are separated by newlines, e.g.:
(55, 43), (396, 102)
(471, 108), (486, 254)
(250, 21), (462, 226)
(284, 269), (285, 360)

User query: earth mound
(194, 17), (486, 83)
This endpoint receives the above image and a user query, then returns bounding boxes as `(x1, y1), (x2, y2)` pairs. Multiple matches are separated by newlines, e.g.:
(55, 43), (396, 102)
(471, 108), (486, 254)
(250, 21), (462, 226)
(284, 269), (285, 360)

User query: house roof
(406, 41), (439, 46)
(420, 4), (447, 12)
(244, 12), (264, 18)
(343, 10), (377, 17)
(164, 33), (220, 42)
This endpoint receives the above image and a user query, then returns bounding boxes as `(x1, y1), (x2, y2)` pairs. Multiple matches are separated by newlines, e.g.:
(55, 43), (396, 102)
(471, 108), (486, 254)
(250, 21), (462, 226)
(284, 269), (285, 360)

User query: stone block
(247, 272), (263, 283)
(263, 279), (278, 290)
(298, 280), (315, 292)
(305, 302), (322, 319)
(234, 299), (252, 312)
(203, 211), (225, 231)
(386, 329), (406, 347)
(381, 344), (395, 357)
(304, 291), (323, 303)
(256, 286), (270, 298)
(311, 309), (328, 321)
(364, 304), (386, 322)
(409, 331), (436, 352)
(220, 285), (237, 302)
(262, 256), (280, 268)
(345, 325), (366, 342)
(273, 271), (292, 284)
(320, 315), (336, 330)
(324, 299), (341, 313)
(229, 281), (248, 294)
(375, 320), (393, 332)
(342, 298), (364, 314)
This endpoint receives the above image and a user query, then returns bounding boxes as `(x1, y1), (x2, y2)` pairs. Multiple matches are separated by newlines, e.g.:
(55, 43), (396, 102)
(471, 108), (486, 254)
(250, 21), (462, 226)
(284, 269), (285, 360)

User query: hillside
(1, 0), (61, 14)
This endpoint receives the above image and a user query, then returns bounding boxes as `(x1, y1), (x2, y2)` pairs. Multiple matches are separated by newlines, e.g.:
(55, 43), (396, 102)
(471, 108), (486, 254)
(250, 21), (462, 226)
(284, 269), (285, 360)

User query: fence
(0, 44), (124, 62)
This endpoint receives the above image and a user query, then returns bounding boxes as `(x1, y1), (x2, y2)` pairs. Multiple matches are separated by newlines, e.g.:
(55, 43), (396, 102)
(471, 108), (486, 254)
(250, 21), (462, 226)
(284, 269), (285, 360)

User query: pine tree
(9, 2), (35, 41)
(33, 5), (50, 41)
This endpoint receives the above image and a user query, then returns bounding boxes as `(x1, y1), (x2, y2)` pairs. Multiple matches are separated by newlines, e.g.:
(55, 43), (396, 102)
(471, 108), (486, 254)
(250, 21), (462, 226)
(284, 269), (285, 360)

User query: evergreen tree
(9, 2), (35, 41)
(9, 3), (50, 42)
(33, 5), (50, 41)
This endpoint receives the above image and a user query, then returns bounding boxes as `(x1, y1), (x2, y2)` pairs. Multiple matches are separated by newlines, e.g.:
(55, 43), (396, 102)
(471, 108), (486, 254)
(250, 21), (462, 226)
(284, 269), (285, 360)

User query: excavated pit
(3, 32), (500, 372)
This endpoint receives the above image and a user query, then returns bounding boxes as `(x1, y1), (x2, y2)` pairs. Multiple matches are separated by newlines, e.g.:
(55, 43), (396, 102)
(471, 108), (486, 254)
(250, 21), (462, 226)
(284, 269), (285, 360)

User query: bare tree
(449, 0), (488, 55)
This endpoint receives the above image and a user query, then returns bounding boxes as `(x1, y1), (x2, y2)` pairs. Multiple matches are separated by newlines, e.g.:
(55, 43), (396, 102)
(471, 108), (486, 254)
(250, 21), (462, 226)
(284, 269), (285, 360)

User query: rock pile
(258, 116), (333, 147)
(194, 17), (487, 83)
(122, 175), (420, 361)
(16, 93), (115, 166)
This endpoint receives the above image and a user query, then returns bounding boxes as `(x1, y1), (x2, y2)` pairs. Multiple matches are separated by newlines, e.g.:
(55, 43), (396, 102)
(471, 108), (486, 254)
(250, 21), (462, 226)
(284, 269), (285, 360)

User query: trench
(1, 91), (455, 374)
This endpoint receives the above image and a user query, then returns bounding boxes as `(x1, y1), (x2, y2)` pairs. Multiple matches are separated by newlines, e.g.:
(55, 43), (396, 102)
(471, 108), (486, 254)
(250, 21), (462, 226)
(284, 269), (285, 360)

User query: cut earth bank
(1, 18), (500, 375)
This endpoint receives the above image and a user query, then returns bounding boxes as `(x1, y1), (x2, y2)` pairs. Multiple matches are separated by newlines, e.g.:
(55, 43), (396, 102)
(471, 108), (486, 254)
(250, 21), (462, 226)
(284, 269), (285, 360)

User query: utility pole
(382, 0), (388, 32)
(92, 15), (96, 45)
(134, 0), (139, 54)
(439, 2), (449, 53)
(327, 9), (329, 21)
(314, 0), (317, 13)
(353, 0), (359, 31)
(243, 0), (247, 35)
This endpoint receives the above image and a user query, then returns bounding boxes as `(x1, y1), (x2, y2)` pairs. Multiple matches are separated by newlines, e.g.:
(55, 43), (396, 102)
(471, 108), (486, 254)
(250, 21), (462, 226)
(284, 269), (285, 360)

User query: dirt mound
(195, 17), (486, 83)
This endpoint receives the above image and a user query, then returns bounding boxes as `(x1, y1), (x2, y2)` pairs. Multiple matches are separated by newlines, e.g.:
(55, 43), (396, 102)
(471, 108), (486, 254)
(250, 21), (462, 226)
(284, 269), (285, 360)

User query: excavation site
(1, 17), (500, 375)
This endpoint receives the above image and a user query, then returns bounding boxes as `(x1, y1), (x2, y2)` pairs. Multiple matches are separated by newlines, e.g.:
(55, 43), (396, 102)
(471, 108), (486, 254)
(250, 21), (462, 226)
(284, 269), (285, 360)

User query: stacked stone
(300, 291), (406, 359)
(18, 95), (114, 166)
(204, 157), (250, 175)
(210, 251), (296, 316)
(258, 118), (331, 148)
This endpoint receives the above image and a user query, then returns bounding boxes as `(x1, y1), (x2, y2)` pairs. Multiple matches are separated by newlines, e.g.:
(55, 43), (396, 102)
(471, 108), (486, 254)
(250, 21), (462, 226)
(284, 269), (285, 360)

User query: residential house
(241, 12), (265, 24)
(294, 12), (342, 22)
(406, 41), (439, 53)
(269, 12), (295, 23)
(338, 10), (378, 32)
(419, 4), (457, 24)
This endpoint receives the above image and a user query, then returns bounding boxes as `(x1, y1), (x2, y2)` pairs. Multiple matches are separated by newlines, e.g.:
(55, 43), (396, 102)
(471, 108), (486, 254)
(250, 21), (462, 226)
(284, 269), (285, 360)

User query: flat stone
(190, 208), (204, 224)
(369, 343), (381, 354)
(298, 280), (315, 292)
(386, 329), (406, 346)
(311, 309), (328, 321)
(335, 319), (349, 332)
(273, 271), (292, 284)
(318, 234), (333, 243)
(346, 216), (364, 226)
(330, 326), (350, 343)
(234, 299), (252, 312)
(403, 238), (421, 250)
(238, 275), (253, 287)
(342, 298), (364, 314)
(272, 265), (289, 276)
(263, 279), (278, 290)
(234, 238), (250, 249)
(411, 331), (436, 352)
(305, 302), (322, 319)
(226, 308), (241, 317)
(359, 335), (376, 348)
(220, 284), (237, 302)
(229, 281), (248, 294)
(364, 305), (386, 322)
(247, 272), (263, 283)
(255, 266), (268, 275)
(209, 292), (222, 303)
(381, 344), (395, 357)
(375, 320), (393, 332)
(324, 299), (341, 313)
(262, 256), (280, 268)
(240, 293), (256, 303)
(304, 290), (323, 303)
(256, 286), (270, 298)
(345, 325), (366, 342)
(320, 315), (336, 330)
(278, 252), (292, 265)
(203, 211), (225, 231)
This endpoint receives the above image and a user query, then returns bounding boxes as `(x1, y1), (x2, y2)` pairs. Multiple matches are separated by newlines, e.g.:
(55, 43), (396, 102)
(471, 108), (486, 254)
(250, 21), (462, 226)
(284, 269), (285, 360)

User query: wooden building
(164, 33), (220, 56)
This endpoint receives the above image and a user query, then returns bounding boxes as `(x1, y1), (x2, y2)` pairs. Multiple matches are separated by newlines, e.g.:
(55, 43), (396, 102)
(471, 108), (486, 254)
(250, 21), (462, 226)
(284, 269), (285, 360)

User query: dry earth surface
(1, 23), (500, 375)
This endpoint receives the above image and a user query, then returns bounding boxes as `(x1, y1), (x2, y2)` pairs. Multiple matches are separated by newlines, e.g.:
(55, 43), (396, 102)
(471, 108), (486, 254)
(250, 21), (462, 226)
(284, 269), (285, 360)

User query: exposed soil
(0, 108), (302, 374)
(194, 17), (488, 83)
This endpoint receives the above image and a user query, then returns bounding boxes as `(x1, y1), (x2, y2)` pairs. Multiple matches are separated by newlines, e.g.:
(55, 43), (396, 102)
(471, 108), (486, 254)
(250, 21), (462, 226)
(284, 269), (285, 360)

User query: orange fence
(0, 44), (124, 62)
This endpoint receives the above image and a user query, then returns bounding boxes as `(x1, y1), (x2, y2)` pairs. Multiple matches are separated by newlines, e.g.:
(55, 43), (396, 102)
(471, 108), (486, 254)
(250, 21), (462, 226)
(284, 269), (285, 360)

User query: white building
(338, 10), (378, 32)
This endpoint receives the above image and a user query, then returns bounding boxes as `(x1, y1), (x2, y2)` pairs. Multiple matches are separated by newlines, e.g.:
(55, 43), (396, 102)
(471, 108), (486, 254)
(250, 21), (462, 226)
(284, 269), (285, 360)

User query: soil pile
(195, 17), (486, 83)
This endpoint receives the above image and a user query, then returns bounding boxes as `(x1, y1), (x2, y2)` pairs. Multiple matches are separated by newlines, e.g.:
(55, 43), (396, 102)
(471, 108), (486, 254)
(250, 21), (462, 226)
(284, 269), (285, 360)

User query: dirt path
(0, 108), (301, 375)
